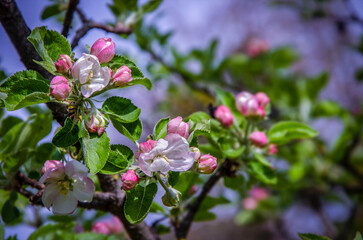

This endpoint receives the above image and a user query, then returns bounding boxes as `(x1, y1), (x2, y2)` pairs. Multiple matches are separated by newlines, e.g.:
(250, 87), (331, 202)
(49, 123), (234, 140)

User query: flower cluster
(235, 91), (269, 119)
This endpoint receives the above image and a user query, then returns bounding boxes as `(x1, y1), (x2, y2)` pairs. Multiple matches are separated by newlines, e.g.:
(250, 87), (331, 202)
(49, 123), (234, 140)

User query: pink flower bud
(246, 38), (269, 57)
(105, 216), (123, 234)
(190, 147), (201, 161)
(250, 187), (269, 201)
(198, 154), (217, 174)
(242, 197), (258, 210)
(50, 76), (70, 101)
(55, 54), (72, 74)
(42, 160), (64, 174)
(85, 109), (108, 136)
(112, 65), (132, 86)
(90, 38), (115, 64)
(122, 170), (139, 191)
(215, 105), (234, 127)
(167, 116), (189, 139)
(268, 144), (278, 155)
(257, 106), (266, 118)
(91, 222), (110, 235)
(189, 185), (197, 195)
(250, 131), (268, 148)
(254, 92), (270, 108)
(139, 139), (157, 153)
(235, 91), (259, 117)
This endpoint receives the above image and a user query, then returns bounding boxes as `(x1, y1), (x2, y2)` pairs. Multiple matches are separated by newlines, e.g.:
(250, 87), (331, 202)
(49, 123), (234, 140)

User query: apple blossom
(242, 197), (258, 210)
(50, 76), (70, 101)
(105, 216), (123, 234)
(90, 38), (115, 64)
(215, 105), (234, 127)
(121, 170), (139, 191)
(112, 65), (132, 86)
(167, 116), (190, 139)
(235, 91), (259, 117)
(246, 38), (269, 57)
(250, 187), (269, 201)
(71, 54), (111, 98)
(42, 160), (64, 174)
(91, 222), (110, 235)
(197, 154), (218, 174)
(135, 139), (157, 161)
(250, 131), (268, 148)
(138, 134), (197, 176)
(39, 160), (95, 215)
(85, 109), (108, 136)
(55, 54), (72, 74)
(268, 144), (278, 155)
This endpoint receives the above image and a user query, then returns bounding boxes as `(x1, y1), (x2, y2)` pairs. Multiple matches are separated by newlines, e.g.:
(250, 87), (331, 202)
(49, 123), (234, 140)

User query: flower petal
(39, 167), (65, 184)
(167, 152), (196, 172)
(149, 157), (170, 174)
(42, 183), (60, 209)
(72, 176), (95, 202)
(65, 160), (88, 177)
(163, 134), (190, 158)
(52, 192), (78, 215)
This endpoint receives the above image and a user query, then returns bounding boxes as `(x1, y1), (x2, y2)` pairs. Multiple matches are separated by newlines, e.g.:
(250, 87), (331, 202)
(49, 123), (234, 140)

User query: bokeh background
(1, 0), (363, 239)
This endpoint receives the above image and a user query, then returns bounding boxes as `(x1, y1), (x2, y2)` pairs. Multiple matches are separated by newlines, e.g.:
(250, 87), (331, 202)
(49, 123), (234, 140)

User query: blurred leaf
(149, 202), (165, 214)
(249, 161), (277, 185)
(253, 152), (271, 167)
(270, 47), (298, 69)
(0, 116), (23, 137)
(28, 223), (76, 240)
(194, 196), (230, 222)
(298, 233), (331, 240)
(1, 192), (20, 224)
(224, 175), (244, 190)
(174, 171), (198, 197)
(0, 221), (3, 240)
(156, 224), (170, 235)
(41, 4), (62, 20)
(234, 210), (255, 225)
(311, 100), (347, 118)
(354, 232), (362, 240)
(268, 121), (318, 145)
(306, 72), (329, 100)
(168, 171), (179, 187)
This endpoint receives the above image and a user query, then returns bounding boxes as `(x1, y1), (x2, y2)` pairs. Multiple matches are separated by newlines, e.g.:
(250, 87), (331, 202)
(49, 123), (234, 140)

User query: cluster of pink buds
(215, 105), (234, 127)
(245, 38), (269, 57)
(121, 170), (139, 191)
(91, 216), (123, 235)
(167, 116), (190, 139)
(242, 186), (269, 210)
(235, 91), (269, 119)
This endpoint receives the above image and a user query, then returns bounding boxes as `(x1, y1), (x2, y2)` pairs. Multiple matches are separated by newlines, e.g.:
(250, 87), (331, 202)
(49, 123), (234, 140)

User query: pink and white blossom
(135, 139), (157, 161)
(42, 160), (64, 174)
(242, 197), (258, 210)
(138, 134), (196, 176)
(254, 92), (270, 108)
(39, 160), (95, 215)
(167, 116), (189, 139)
(235, 91), (259, 117)
(90, 38), (115, 64)
(190, 147), (201, 161)
(71, 54), (111, 98)
(91, 222), (110, 235)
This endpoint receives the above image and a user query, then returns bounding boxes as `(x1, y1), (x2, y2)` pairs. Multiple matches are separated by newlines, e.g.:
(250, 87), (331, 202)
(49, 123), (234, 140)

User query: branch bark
(61, 0), (79, 37)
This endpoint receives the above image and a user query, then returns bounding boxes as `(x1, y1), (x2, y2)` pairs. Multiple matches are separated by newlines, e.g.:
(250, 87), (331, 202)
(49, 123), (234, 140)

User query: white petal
(42, 183), (60, 209)
(164, 134), (190, 159)
(52, 192), (78, 215)
(72, 176), (95, 202)
(138, 154), (153, 177)
(149, 157), (170, 174)
(39, 167), (65, 184)
(167, 152), (196, 172)
(65, 160), (88, 177)
(148, 138), (169, 156)
(100, 66), (111, 86)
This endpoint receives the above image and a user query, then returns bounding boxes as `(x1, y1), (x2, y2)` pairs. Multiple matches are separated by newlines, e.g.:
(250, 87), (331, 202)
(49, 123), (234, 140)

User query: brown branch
(71, 8), (132, 49)
(61, 0), (80, 37)
(175, 159), (233, 239)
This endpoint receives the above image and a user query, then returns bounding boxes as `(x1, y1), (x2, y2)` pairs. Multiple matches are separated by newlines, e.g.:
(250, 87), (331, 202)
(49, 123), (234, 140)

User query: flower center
(57, 179), (73, 195)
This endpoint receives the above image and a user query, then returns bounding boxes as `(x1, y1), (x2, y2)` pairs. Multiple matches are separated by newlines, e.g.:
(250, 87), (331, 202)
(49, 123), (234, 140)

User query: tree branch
(175, 159), (234, 239)
(61, 0), (79, 37)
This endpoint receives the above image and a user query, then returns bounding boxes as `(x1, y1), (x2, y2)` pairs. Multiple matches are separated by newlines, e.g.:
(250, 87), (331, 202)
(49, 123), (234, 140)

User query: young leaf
(153, 117), (169, 140)
(124, 183), (158, 224)
(52, 118), (79, 148)
(111, 118), (142, 143)
(298, 233), (332, 240)
(102, 96), (140, 123)
(81, 121), (110, 174)
(268, 121), (318, 145)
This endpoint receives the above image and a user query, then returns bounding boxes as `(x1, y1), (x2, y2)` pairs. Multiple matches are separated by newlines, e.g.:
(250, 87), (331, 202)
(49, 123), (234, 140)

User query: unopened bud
(246, 38), (269, 57)
(198, 154), (217, 174)
(235, 91), (259, 117)
(162, 187), (181, 207)
(254, 92), (269, 108)
(55, 54), (72, 74)
(250, 131), (268, 148)
(42, 160), (64, 174)
(91, 222), (110, 235)
(268, 144), (278, 155)
(215, 105), (234, 127)
(242, 197), (258, 210)
(135, 139), (157, 161)
(50, 76), (70, 101)
(250, 187), (269, 201)
(90, 38), (115, 64)
(85, 109), (108, 136)
(112, 65), (132, 86)
(122, 170), (139, 191)
(189, 185), (197, 195)
(167, 116), (189, 139)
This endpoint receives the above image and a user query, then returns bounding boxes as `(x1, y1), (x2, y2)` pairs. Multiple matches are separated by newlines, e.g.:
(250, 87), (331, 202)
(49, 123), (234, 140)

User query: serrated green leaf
(102, 96), (140, 123)
(100, 144), (133, 174)
(268, 121), (318, 145)
(153, 117), (169, 140)
(81, 121), (110, 174)
(0, 70), (48, 94)
(111, 118), (142, 143)
(52, 118), (79, 148)
(298, 233), (332, 240)
(124, 183), (158, 224)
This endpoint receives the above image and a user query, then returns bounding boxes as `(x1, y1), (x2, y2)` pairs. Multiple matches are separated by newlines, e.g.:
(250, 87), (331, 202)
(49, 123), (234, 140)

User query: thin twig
(61, 0), (79, 37)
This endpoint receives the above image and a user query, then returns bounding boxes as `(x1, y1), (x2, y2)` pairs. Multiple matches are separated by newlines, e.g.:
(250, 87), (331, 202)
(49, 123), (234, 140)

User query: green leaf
(111, 118), (142, 143)
(306, 72), (329, 100)
(194, 211), (216, 222)
(249, 161), (277, 185)
(268, 121), (318, 145)
(52, 118), (79, 148)
(4, 79), (50, 111)
(0, 221), (4, 240)
(311, 100), (347, 118)
(224, 175), (244, 190)
(140, 0), (162, 13)
(81, 121), (110, 174)
(28, 26), (71, 62)
(298, 233), (332, 240)
(270, 47), (298, 69)
(188, 119), (210, 147)
(0, 116), (23, 137)
(253, 152), (271, 167)
(41, 4), (62, 20)
(124, 183), (158, 224)
(0, 70), (48, 94)
(129, 78), (153, 90)
(354, 232), (363, 240)
(75, 233), (118, 240)
(28, 223), (76, 240)
(1, 193), (20, 224)
(102, 96), (140, 123)
(153, 117), (169, 140)
(186, 111), (211, 123)
(100, 144), (133, 174)
(194, 196), (229, 222)
(174, 172), (198, 197)
(149, 202), (165, 214)
(168, 171), (179, 187)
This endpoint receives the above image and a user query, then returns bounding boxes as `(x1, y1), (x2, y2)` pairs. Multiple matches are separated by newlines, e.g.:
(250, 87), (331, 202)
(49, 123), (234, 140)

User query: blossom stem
(155, 173), (169, 192)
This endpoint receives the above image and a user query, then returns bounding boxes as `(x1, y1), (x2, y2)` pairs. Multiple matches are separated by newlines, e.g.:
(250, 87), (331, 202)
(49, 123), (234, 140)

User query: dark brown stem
(61, 0), (80, 37)
(175, 159), (233, 239)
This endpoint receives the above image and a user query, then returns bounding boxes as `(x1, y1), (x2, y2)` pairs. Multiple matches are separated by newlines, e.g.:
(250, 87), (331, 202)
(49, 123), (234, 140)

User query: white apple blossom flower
(138, 134), (197, 176)
(71, 54), (111, 98)
(39, 160), (95, 215)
